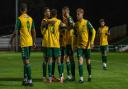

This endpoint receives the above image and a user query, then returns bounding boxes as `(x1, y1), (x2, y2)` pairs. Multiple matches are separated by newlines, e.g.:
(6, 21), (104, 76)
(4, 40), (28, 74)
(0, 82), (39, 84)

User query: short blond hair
(76, 8), (84, 14)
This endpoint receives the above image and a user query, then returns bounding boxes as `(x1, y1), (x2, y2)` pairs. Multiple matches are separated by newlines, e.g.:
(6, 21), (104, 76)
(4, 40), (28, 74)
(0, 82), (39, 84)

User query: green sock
(102, 56), (107, 63)
(24, 65), (28, 79)
(71, 60), (75, 77)
(58, 64), (62, 77)
(26, 64), (32, 80)
(52, 60), (55, 76)
(79, 64), (83, 77)
(48, 64), (52, 77)
(66, 62), (71, 76)
(87, 64), (91, 76)
(61, 63), (64, 74)
(42, 62), (47, 77)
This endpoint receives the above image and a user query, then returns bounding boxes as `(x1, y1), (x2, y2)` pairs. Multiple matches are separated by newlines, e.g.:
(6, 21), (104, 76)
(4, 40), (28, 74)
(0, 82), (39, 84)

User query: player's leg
(47, 48), (53, 83)
(42, 57), (48, 81)
(54, 48), (64, 83)
(65, 45), (71, 80)
(52, 56), (58, 81)
(69, 45), (75, 81)
(22, 47), (33, 86)
(77, 48), (84, 83)
(101, 46), (108, 70)
(42, 47), (48, 82)
(85, 49), (92, 82)
(61, 47), (66, 79)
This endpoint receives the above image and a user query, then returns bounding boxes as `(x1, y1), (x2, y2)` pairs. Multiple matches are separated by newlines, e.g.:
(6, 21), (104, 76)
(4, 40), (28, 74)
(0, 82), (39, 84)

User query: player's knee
(48, 57), (52, 63)
(66, 56), (70, 62)
(86, 59), (91, 64)
(57, 57), (61, 64)
(104, 51), (107, 56)
(79, 57), (83, 64)
(23, 60), (29, 64)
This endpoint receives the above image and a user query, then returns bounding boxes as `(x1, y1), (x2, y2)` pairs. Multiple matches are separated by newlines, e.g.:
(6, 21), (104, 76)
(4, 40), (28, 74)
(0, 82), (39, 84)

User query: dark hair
(43, 7), (49, 13)
(99, 19), (105, 23)
(20, 3), (27, 11)
(51, 9), (57, 17)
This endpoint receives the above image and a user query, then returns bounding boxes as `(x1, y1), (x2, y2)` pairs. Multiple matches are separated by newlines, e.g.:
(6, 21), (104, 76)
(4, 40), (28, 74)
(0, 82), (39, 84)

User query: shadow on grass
(0, 77), (42, 82)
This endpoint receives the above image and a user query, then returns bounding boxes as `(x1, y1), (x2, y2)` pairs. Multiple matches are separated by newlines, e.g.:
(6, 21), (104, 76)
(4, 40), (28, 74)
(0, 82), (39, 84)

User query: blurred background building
(0, 0), (127, 51)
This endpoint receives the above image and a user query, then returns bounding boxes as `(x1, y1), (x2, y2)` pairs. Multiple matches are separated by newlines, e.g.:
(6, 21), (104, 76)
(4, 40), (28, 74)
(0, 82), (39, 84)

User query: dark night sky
(0, 0), (127, 35)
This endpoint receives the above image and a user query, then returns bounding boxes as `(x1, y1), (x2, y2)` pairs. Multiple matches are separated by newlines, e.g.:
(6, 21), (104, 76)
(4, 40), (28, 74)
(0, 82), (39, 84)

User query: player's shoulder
(19, 13), (33, 20)
(83, 18), (88, 22)
(105, 26), (109, 29)
(27, 15), (33, 20)
(82, 18), (90, 25)
(54, 17), (61, 23)
(105, 25), (109, 28)
(49, 17), (58, 21)
(49, 17), (61, 24)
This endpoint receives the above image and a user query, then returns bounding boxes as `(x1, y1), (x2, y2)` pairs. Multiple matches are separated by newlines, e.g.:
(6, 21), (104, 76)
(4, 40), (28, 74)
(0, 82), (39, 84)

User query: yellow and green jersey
(17, 13), (35, 48)
(62, 16), (74, 45)
(99, 26), (109, 46)
(41, 18), (49, 47)
(43, 17), (61, 48)
(75, 18), (96, 49)
(60, 28), (67, 47)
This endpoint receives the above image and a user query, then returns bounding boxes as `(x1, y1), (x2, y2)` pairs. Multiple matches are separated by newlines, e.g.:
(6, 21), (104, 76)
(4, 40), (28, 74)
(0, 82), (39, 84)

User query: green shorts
(100, 45), (108, 54)
(21, 47), (31, 60)
(42, 47), (61, 58)
(77, 48), (91, 59)
(66, 45), (73, 56)
(42, 47), (47, 58)
(61, 46), (66, 56)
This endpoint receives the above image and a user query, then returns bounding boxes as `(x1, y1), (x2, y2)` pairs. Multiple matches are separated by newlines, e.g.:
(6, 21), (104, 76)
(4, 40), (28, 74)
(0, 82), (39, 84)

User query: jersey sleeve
(67, 16), (74, 27)
(59, 21), (67, 32)
(87, 21), (96, 44)
(16, 18), (21, 30)
(91, 28), (96, 44)
(31, 20), (35, 30)
(107, 26), (110, 33)
(41, 20), (47, 35)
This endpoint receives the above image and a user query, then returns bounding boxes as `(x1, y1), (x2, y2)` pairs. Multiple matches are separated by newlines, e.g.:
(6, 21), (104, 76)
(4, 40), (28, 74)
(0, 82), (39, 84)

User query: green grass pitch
(0, 52), (128, 89)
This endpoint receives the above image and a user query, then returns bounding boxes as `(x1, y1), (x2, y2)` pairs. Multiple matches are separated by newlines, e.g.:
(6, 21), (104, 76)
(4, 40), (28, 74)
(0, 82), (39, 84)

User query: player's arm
(73, 23), (78, 37)
(40, 19), (48, 35)
(105, 27), (110, 36)
(31, 21), (36, 48)
(97, 28), (101, 37)
(47, 19), (56, 25)
(67, 16), (75, 29)
(87, 21), (96, 48)
(59, 21), (67, 31)
(10, 18), (21, 44)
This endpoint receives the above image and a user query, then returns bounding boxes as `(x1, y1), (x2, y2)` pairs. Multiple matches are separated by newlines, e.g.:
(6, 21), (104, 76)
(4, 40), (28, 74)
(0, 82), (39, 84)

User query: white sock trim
(28, 80), (32, 83)
(80, 77), (83, 81)
(103, 63), (107, 67)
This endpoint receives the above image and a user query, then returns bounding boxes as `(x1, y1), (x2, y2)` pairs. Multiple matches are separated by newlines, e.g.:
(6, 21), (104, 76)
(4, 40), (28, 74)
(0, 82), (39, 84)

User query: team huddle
(10, 3), (110, 86)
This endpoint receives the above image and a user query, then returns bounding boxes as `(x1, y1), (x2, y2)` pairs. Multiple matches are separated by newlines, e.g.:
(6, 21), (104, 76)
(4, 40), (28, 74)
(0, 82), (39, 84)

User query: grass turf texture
(0, 52), (128, 89)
